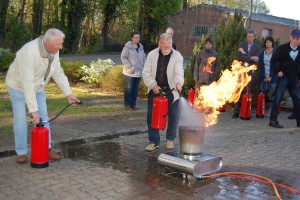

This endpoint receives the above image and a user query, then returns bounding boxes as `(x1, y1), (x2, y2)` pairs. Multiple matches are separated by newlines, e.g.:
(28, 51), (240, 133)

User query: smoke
(179, 98), (206, 128)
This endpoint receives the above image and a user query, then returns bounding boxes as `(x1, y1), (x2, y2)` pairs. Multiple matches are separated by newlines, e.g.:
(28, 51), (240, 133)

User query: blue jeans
(124, 75), (141, 108)
(147, 90), (180, 145)
(7, 87), (52, 155)
(270, 75), (300, 123)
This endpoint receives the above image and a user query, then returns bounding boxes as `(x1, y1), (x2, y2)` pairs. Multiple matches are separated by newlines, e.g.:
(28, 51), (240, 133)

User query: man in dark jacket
(268, 29), (300, 128)
(232, 29), (261, 118)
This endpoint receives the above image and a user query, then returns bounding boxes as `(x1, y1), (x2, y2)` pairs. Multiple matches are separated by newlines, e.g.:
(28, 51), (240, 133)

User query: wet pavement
(0, 101), (300, 200)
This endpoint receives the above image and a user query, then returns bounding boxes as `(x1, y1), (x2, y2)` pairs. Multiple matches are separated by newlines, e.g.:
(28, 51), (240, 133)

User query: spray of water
(179, 97), (206, 128)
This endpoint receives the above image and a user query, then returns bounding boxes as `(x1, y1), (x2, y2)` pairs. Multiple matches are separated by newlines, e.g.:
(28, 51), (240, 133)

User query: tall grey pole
(248, 0), (253, 29)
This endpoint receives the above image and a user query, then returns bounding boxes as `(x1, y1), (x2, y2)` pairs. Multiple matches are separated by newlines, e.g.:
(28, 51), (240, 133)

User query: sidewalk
(0, 100), (299, 199)
(60, 53), (123, 65)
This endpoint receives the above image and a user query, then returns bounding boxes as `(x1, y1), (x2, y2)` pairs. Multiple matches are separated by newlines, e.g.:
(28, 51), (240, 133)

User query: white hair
(159, 33), (173, 43)
(44, 28), (65, 43)
(166, 27), (174, 34)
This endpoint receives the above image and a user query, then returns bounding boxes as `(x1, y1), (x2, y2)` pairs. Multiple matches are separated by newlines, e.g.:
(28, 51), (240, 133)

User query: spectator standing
(193, 38), (220, 91)
(165, 27), (177, 50)
(121, 31), (146, 110)
(232, 29), (261, 118)
(142, 33), (184, 151)
(5, 28), (80, 164)
(258, 37), (277, 117)
(269, 29), (300, 128)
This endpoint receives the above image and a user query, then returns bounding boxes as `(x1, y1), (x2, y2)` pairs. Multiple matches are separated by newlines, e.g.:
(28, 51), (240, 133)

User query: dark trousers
(270, 75), (300, 123)
(146, 90), (180, 145)
(124, 75), (141, 108)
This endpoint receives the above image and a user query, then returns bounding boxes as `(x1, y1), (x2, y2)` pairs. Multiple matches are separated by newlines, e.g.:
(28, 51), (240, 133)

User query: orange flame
(194, 60), (257, 127)
(202, 57), (216, 73)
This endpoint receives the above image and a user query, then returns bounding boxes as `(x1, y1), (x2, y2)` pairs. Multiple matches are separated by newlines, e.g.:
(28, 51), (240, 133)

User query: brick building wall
(249, 20), (293, 44)
(167, 5), (295, 57)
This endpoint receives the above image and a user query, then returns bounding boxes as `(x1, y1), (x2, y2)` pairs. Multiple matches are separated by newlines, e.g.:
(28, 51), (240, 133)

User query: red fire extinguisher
(31, 119), (49, 168)
(188, 88), (195, 106)
(240, 86), (252, 120)
(30, 101), (83, 168)
(151, 95), (168, 130)
(256, 91), (265, 118)
(218, 104), (226, 112)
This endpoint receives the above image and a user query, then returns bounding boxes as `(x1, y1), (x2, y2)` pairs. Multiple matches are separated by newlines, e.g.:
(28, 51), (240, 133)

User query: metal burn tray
(158, 150), (222, 178)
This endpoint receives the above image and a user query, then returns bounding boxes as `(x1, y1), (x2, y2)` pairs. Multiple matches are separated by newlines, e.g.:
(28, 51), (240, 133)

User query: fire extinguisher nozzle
(71, 101), (83, 105)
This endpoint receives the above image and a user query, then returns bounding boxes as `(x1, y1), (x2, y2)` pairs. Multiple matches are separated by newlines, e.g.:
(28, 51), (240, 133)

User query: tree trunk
(65, 0), (85, 53)
(32, 0), (44, 37)
(0, 0), (10, 44)
(99, 0), (124, 52)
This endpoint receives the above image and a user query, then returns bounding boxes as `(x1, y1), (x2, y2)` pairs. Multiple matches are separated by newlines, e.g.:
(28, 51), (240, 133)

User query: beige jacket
(142, 48), (184, 102)
(5, 37), (72, 113)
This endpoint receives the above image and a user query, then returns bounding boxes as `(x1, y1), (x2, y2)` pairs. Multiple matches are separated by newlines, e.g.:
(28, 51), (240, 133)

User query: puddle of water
(61, 140), (121, 166)
(55, 135), (300, 199)
(0, 150), (16, 158)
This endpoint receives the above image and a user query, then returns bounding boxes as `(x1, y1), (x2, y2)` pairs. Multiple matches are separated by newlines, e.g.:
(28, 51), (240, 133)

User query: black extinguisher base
(240, 117), (251, 120)
(256, 115), (264, 118)
(31, 162), (49, 168)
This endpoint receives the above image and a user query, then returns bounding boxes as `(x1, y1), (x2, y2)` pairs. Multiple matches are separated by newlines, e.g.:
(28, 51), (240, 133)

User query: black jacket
(271, 42), (300, 79)
(237, 41), (261, 65)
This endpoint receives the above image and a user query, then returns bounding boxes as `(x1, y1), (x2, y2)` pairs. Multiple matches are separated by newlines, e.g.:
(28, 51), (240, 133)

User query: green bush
(99, 65), (124, 91)
(138, 80), (148, 98)
(60, 60), (87, 83)
(0, 48), (15, 71)
(60, 59), (147, 97)
(99, 65), (147, 97)
(80, 59), (115, 84)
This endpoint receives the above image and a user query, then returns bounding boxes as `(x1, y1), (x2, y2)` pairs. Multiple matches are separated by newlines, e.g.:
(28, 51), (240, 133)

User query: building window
(262, 28), (273, 38)
(192, 26), (208, 37)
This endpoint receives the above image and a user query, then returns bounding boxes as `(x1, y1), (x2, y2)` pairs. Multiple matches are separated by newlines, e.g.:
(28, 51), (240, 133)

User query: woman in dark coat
(258, 37), (277, 117)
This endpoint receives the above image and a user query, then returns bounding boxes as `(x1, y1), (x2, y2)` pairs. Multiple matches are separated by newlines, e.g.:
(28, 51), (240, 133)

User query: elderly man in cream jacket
(142, 33), (184, 152)
(6, 28), (80, 164)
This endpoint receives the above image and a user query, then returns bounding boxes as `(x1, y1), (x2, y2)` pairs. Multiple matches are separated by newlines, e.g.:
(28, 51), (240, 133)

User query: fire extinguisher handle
(158, 89), (164, 96)
(37, 118), (45, 127)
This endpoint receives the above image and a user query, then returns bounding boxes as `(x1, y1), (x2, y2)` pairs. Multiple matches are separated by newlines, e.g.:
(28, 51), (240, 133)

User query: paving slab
(1, 106), (299, 200)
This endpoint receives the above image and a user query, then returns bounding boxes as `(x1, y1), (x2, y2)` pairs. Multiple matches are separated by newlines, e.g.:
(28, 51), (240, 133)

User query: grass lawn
(0, 71), (131, 137)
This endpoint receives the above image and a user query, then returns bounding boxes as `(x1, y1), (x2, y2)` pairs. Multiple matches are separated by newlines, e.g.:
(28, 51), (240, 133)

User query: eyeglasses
(133, 37), (140, 38)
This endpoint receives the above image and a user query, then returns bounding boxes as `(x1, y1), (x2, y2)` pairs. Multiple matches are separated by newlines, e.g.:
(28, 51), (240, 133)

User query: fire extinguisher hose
(201, 171), (300, 200)
(44, 101), (83, 124)
(158, 88), (182, 98)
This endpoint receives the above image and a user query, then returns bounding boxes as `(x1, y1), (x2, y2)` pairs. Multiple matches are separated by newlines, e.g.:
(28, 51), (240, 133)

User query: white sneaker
(145, 144), (159, 152)
(166, 140), (174, 149)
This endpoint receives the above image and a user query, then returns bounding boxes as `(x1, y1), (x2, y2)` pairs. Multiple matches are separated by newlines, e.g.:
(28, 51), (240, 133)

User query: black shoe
(269, 121), (283, 128)
(297, 122), (300, 127)
(288, 112), (296, 119)
(232, 113), (239, 118)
